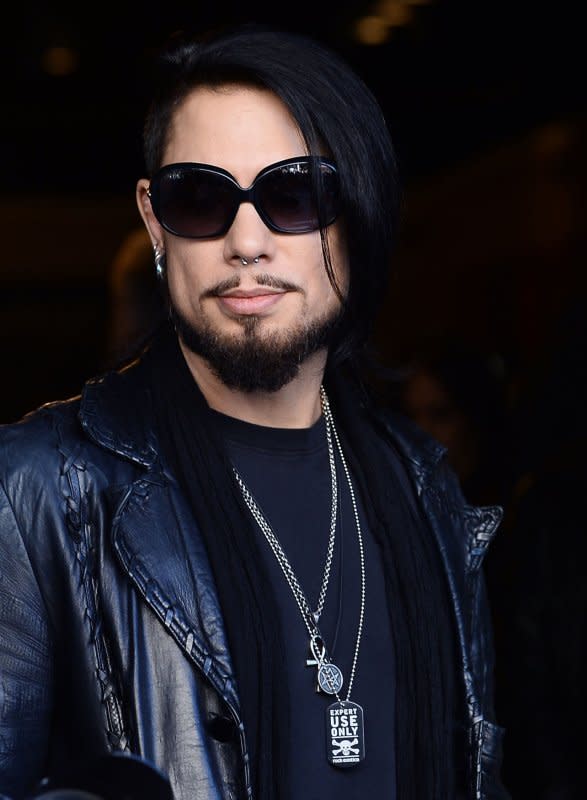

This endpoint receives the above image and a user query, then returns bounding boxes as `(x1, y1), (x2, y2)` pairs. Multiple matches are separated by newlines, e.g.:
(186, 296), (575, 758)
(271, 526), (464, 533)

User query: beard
(169, 297), (342, 393)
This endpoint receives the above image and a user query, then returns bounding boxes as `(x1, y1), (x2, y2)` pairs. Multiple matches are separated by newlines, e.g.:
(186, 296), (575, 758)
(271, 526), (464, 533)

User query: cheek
(334, 254), (350, 299)
(165, 258), (194, 304)
(325, 225), (350, 297)
(308, 252), (340, 307)
(164, 244), (212, 302)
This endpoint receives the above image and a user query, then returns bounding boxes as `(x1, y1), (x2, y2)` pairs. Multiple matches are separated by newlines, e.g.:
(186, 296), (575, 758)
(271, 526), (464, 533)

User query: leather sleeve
(0, 481), (54, 799)
(443, 461), (510, 800)
(474, 571), (509, 800)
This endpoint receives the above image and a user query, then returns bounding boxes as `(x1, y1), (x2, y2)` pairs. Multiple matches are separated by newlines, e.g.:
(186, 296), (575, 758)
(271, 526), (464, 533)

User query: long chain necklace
(233, 387), (366, 767)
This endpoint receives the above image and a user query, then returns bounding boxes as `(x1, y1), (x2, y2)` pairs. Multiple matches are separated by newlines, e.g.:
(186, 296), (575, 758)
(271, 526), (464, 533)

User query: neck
(178, 339), (327, 428)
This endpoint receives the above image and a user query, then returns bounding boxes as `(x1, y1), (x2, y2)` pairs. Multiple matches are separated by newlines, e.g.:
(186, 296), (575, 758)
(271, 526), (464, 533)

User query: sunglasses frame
(147, 155), (339, 239)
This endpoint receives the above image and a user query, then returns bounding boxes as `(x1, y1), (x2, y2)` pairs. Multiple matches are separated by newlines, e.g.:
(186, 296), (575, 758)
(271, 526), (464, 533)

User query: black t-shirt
(212, 409), (397, 800)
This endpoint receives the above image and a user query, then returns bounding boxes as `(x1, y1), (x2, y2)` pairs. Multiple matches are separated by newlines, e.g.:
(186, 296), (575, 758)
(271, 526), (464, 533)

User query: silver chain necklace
(233, 386), (366, 767)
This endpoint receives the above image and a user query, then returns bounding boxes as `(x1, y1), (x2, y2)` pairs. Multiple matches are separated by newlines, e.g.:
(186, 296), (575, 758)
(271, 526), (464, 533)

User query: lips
(217, 288), (286, 315)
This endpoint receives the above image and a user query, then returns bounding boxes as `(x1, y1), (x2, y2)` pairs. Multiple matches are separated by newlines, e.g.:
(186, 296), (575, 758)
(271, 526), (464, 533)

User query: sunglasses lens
(258, 161), (338, 233)
(150, 158), (339, 238)
(155, 167), (236, 238)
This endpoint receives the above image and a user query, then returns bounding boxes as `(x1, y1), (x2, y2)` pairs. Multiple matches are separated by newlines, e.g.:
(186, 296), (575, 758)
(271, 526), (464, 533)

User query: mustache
(204, 272), (302, 298)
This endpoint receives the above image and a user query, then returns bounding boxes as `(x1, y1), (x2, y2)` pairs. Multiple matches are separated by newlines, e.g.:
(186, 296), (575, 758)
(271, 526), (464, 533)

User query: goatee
(169, 301), (342, 393)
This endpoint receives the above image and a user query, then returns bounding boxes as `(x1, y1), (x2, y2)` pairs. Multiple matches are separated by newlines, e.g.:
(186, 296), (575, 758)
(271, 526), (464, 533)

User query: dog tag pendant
(326, 700), (365, 767)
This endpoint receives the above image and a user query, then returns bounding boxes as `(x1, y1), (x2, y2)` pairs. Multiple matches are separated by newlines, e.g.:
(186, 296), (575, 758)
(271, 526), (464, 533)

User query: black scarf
(145, 323), (458, 799)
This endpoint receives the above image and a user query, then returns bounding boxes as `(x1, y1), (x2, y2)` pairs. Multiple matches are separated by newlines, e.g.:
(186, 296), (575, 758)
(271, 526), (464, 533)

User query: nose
(223, 200), (274, 267)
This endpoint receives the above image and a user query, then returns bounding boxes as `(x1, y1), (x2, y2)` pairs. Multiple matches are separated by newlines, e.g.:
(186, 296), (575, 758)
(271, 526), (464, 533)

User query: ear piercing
(154, 245), (166, 278)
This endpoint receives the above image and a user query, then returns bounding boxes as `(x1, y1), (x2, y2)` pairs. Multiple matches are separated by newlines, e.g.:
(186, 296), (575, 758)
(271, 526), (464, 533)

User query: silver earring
(154, 245), (166, 279)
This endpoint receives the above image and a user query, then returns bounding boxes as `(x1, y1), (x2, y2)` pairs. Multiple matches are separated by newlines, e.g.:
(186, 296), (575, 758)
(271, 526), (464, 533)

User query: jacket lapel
(79, 359), (241, 718)
(110, 475), (241, 717)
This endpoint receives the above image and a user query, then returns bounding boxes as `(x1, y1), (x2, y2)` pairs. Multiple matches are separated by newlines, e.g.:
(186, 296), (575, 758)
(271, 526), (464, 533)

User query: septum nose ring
(240, 257), (260, 266)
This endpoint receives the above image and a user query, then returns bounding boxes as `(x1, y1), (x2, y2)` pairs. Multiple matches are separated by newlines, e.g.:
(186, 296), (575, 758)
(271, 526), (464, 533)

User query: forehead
(164, 85), (308, 183)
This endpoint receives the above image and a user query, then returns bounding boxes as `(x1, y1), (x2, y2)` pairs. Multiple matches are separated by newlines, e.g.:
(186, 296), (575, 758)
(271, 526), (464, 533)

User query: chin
(170, 301), (341, 393)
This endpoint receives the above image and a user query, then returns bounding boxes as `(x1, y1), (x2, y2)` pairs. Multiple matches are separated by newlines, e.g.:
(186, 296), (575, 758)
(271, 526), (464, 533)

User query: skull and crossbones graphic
(332, 738), (359, 757)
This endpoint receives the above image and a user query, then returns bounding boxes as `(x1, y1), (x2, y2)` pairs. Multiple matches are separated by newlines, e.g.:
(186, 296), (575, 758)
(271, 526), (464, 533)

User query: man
(0, 24), (508, 800)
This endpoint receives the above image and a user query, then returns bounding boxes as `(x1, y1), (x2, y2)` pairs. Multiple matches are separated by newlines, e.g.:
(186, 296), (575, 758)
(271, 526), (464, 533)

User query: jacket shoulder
(0, 396), (84, 476)
(371, 405), (450, 490)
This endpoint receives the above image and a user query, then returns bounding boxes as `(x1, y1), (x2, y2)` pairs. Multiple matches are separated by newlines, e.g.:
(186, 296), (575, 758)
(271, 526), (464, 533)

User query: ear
(136, 178), (164, 248)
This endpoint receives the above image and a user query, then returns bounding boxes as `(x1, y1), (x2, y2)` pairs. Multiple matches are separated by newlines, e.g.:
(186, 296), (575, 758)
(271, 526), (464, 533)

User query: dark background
(2, 1), (584, 419)
(2, 2), (586, 797)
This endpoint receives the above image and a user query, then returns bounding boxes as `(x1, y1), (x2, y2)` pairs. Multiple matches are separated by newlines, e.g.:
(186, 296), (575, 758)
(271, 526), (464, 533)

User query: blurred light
(41, 46), (79, 77)
(531, 122), (573, 157)
(354, 0), (427, 45)
(355, 15), (391, 45)
(376, 0), (415, 25)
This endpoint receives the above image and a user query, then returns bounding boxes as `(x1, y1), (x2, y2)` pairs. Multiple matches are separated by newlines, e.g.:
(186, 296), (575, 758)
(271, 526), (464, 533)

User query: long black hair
(139, 23), (461, 800)
(141, 23), (401, 369)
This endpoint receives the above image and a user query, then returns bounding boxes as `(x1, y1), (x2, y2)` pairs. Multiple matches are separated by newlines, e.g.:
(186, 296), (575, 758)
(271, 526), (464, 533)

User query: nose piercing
(240, 257), (260, 266)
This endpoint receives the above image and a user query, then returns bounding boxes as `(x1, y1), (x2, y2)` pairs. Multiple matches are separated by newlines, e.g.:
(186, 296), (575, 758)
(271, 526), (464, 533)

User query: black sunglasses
(147, 156), (339, 239)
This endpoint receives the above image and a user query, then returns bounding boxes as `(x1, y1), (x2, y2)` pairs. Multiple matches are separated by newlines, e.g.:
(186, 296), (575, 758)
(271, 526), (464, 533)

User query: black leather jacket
(0, 354), (509, 800)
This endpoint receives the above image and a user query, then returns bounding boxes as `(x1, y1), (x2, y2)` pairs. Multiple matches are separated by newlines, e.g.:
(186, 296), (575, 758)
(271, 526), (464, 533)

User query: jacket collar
(371, 405), (448, 493)
(79, 355), (158, 468)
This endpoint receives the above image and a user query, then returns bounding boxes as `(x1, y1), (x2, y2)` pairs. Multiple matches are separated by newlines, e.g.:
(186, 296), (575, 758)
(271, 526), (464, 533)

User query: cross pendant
(306, 650), (321, 692)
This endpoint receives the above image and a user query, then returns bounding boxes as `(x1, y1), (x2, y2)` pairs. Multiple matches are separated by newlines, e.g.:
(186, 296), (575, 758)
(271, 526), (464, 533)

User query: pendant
(306, 635), (343, 695)
(318, 662), (343, 695)
(326, 701), (365, 767)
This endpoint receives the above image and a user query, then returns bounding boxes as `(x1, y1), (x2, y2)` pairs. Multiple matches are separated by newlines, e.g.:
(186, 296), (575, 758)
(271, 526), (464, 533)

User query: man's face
(139, 85), (348, 392)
